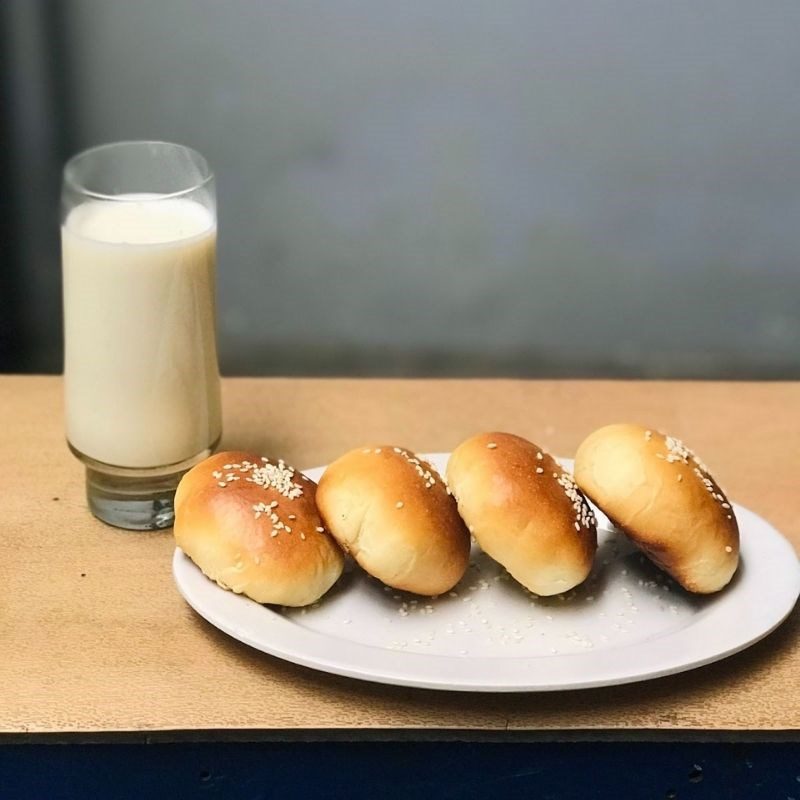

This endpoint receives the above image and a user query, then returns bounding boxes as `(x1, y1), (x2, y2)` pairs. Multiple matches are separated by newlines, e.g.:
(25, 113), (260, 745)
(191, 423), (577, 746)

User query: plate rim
(172, 454), (800, 692)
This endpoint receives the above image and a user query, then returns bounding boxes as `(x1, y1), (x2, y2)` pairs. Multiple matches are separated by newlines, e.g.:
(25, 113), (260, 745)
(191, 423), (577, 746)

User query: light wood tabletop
(1, 376), (798, 739)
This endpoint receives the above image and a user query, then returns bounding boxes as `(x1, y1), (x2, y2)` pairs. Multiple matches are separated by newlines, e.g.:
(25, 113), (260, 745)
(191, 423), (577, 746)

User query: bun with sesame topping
(173, 451), (345, 607)
(446, 433), (597, 596)
(574, 424), (739, 594)
(316, 446), (470, 595)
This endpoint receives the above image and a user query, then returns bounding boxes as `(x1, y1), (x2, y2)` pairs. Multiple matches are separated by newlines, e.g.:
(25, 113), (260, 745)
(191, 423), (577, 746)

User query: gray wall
(60, 1), (800, 376)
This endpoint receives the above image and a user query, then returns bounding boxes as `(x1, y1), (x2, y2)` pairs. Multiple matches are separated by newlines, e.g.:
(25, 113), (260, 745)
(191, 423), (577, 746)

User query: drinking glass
(61, 141), (222, 530)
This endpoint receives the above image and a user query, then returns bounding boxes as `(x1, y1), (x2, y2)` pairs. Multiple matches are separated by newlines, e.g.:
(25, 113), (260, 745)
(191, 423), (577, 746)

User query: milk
(62, 197), (222, 468)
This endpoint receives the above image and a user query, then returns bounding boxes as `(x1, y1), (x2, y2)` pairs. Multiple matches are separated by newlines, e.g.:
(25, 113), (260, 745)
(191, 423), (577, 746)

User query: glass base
(71, 444), (218, 531)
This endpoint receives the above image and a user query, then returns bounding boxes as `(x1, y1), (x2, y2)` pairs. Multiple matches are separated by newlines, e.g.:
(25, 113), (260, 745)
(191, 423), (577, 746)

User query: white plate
(172, 455), (800, 692)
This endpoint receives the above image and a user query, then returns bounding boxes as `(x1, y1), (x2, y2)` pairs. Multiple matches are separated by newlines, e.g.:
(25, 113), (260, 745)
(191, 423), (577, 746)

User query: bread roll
(316, 446), (470, 595)
(573, 424), (739, 593)
(173, 450), (344, 607)
(446, 432), (597, 596)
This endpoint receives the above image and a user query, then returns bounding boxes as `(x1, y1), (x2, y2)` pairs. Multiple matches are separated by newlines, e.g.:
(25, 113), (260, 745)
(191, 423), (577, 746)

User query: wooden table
(2, 377), (798, 797)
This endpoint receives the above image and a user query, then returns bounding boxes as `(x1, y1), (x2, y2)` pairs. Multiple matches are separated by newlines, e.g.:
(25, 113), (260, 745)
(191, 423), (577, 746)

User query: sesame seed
(288, 514), (296, 520)
(725, 545), (732, 552)
(218, 482), (226, 488)
(248, 459), (303, 499)
(270, 530), (278, 538)
(536, 451), (543, 460)
(487, 442), (497, 449)
(536, 467), (544, 474)
(374, 448), (382, 454)
(300, 532), (306, 540)
(284, 526), (292, 533)
(664, 435), (692, 464)
(556, 471), (595, 529)
(362, 449), (371, 454)
(677, 474), (683, 482)
(396, 501), (404, 509)
(395, 449), (440, 488)
(721, 502), (731, 509)
(315, 526), (324, 532)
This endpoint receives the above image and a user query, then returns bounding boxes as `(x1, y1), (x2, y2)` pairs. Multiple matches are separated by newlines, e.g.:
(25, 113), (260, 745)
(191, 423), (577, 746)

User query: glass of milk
(61, 141), (222, 530)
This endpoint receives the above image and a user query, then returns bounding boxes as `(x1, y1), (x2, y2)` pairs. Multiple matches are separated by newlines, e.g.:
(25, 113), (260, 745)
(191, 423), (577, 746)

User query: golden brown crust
(316, 446), (470, 595)
(173, 451), (344, 606)
(573, 424), (739, 593)
(446, 432), (597, 596)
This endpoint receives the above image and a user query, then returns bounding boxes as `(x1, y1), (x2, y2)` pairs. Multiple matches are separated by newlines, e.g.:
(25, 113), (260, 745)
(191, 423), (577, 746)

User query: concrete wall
(61, 0), (800, 376)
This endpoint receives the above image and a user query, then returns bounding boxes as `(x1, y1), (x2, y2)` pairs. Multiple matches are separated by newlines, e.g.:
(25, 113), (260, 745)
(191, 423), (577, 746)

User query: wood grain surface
(0, 376), (798, 737)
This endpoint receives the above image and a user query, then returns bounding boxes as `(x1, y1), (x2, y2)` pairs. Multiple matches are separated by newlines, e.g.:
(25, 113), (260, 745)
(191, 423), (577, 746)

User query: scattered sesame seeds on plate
(173, 454), (800, 692)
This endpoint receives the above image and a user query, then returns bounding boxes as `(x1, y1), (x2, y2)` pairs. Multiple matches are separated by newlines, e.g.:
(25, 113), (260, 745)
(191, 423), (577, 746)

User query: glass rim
(63, 140), (214, 202)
